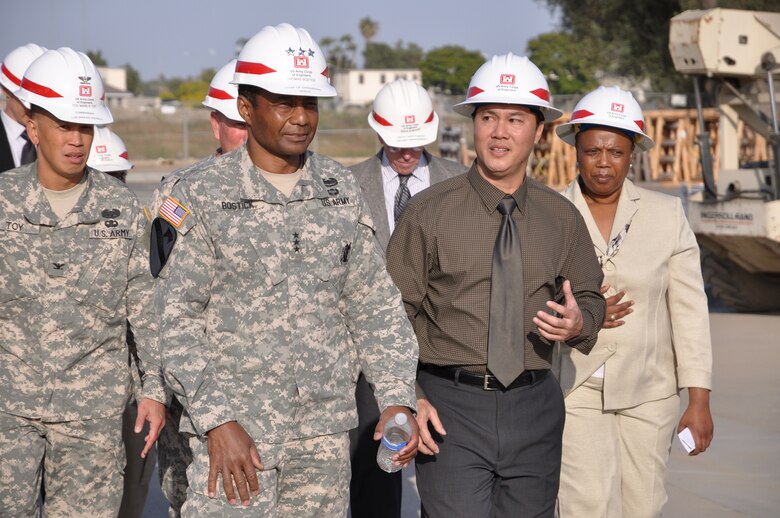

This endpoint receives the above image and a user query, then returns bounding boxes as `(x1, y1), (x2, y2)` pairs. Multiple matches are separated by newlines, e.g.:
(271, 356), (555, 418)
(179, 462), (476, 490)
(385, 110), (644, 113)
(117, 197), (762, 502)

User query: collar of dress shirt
(466, 163), (529, 215)
(380, 149), (429, 186)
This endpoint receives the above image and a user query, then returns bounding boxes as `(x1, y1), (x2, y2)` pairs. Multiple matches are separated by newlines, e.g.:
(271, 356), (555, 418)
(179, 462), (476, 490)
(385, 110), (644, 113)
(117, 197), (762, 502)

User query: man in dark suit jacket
(1, 44), (46, 173)
(347, 79), (466, 518)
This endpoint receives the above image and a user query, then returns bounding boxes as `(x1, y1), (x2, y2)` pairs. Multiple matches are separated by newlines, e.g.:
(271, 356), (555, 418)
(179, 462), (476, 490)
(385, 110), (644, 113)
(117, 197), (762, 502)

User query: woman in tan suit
(554, 86), (714, 518)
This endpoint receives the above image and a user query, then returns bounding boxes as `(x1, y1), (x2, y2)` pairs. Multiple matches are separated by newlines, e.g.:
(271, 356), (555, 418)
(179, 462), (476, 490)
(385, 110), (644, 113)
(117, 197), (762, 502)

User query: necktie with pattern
(487, 195), (526, 387)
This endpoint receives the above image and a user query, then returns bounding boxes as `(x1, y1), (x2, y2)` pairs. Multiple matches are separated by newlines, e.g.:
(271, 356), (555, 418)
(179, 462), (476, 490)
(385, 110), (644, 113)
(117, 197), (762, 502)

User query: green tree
(526, 32), (598, 94)
(359, 17), (379, 44)
(175, 79), (209, 106)
(364, 40), (424, 69)
(86, 49), (108, 67)
(537, 0), (778, 91)
(420, 46), (484, 95)
(123, 63), (142, 95)
(199, 68), (217, 84)
(394, 41), (424, 68)
(364, 42), (397, 68)
(320, 34), (357, 71)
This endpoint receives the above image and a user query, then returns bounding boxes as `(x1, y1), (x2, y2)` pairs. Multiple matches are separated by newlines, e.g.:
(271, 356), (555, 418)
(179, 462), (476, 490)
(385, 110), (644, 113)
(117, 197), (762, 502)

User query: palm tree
(359, 17), (379, 45)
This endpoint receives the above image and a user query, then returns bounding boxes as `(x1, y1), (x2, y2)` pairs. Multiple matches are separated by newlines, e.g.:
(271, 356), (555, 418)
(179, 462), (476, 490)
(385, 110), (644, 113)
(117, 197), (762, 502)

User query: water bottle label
(381, 435), (408, 452)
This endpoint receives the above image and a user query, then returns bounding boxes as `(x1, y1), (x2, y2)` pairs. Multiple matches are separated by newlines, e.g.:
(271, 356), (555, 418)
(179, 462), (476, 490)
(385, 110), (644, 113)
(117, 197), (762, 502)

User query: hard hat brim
(367, 112), (439, 148)
(556, 121), (654, 151)
(453, 97), (563, 122)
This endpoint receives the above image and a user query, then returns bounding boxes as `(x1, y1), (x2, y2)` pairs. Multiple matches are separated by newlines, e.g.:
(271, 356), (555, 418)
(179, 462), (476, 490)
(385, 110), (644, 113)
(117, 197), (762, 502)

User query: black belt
(420, 364), (548, 391)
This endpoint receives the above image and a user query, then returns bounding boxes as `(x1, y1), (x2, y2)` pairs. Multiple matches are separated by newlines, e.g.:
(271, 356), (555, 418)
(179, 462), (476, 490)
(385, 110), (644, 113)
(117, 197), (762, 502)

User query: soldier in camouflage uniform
(151, 24), (419, 516)
(0, 48), (166, 518)
(152, 59), (248, 518)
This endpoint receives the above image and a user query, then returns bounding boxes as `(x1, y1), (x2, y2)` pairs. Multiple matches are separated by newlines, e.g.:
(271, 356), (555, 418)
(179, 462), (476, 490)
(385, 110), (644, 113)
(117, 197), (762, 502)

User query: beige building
(333, 69), (422, 106)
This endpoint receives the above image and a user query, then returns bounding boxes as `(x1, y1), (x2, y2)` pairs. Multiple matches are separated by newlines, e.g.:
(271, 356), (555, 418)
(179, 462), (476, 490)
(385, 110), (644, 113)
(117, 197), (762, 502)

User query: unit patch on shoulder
(159, 196), (190, 228)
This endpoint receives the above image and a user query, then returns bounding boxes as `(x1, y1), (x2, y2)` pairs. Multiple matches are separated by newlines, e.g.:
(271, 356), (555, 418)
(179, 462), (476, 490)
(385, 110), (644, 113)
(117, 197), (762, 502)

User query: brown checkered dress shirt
(386, 165), (605, 371)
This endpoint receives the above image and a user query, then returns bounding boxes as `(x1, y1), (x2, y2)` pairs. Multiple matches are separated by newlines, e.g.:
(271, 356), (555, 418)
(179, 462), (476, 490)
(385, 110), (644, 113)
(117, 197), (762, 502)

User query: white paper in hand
(677, 427), (696, 453)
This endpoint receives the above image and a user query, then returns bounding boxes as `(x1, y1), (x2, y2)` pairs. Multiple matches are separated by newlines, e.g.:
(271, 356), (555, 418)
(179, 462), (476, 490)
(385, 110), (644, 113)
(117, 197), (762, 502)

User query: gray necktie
(394, 174), (411, 223)
(20, 130), (37, 165)
(487, 196), (525, 387)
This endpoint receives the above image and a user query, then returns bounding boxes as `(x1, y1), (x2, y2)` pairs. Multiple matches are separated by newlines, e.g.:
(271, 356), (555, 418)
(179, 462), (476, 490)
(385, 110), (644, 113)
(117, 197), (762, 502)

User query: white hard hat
(453, 52), (562, 121)
(1, 43), (47, 94)
(556, 86), (654, 151)
(368, 79), (439, 148)
(232, 23), (337, 97)
(87, 126), (133, 172)
(16, 47), (113, 125)
(202, 59), (243, 122)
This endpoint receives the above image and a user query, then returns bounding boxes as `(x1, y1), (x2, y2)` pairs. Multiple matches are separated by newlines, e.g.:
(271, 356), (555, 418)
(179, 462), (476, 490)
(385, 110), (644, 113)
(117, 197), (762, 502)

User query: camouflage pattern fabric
(148, 157), (216, 517)
(0, 412), (125, 518)
(153, 147), (418, 512)
(157, 398), (191, 517)
(0, 164), (165, 513)
(182, 432), (350, 517)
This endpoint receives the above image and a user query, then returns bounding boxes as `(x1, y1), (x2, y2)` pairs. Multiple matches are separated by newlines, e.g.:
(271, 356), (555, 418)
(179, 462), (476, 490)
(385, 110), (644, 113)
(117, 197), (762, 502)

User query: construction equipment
(669, 7), (780, 311)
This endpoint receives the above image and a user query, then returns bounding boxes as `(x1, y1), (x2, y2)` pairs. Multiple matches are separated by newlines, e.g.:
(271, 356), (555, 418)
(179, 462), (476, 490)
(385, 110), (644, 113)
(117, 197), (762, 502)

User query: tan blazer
(555, 178), (712, 410)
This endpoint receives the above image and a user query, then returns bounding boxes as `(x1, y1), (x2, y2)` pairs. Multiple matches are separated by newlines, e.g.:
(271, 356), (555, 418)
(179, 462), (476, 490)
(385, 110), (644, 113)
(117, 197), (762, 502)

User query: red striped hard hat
(556, 86), (654, 151)
(16, 47), (113, 125)
(1, 43), (47, 95)
(202, 59), (243, 122)
(368, 79), (439, 148)
(232, 23), (336, 98)
(453, 53), (562, 121)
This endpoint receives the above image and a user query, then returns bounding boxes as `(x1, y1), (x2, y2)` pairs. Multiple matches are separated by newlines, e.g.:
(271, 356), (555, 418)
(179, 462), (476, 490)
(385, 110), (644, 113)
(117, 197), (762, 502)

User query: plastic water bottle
(376, 412), (412, 473)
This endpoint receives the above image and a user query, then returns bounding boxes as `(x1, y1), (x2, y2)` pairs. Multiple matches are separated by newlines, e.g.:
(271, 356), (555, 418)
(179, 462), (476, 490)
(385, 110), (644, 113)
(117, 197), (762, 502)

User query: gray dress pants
(415, 369), (564, 518)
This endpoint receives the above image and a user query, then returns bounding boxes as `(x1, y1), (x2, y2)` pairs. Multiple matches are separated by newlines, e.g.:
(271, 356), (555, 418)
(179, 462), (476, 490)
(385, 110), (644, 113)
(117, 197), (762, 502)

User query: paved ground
(128, 171), (780, 517)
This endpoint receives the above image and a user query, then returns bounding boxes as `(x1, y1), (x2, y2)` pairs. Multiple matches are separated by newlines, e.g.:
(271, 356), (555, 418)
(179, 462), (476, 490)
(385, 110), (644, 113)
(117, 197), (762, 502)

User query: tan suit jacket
(555, 178), (712, 410)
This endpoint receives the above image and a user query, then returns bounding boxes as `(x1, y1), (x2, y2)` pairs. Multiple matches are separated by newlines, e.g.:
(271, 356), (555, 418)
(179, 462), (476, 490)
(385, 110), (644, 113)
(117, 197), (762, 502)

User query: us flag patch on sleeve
(159, 197), (190, 228)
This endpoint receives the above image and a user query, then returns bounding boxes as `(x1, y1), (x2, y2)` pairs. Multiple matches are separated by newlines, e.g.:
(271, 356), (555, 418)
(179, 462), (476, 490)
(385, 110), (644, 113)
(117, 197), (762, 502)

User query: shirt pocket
(68, 234), (131, 314)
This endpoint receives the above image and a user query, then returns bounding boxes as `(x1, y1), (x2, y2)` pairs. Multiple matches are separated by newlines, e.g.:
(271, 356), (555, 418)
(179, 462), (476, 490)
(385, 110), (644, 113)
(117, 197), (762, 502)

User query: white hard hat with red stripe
(368, 79), (439, 148)
(16, 47), (113, 125)
(453, 52), (562, 121)
(88, 126), (133, 173)
(202, 59), (242, 122)
(556, 86), (654, 151)
(1, 43), (47, 95)
(232, 23), (336, 97)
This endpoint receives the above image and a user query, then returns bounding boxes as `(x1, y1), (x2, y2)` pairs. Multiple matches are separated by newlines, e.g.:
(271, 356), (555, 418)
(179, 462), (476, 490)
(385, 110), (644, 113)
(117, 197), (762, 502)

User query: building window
(380, 74), (386, 84)
(358, 74), (364, 84)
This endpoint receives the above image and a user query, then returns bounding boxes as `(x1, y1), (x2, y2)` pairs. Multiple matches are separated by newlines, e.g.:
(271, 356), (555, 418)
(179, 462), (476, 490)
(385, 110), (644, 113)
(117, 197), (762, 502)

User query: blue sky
(1, 0), (560, 80)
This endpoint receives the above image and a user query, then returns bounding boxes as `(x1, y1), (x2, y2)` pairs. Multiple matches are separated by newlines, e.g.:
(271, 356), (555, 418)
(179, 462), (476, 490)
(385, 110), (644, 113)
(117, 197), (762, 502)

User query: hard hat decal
(467, 86), (485, 98)
(611, 102), (624, 113)
(321, 68), (329, 78)
(235, 61), (277, 76)
(119, 151), (129, 159)
(207, 87), (234, 100)
(500, 74), (516, 85)
(634, 120), (644, 131)
(293, 56), (310, 69)
(21, 77), (63, 98)
(79, 85), (92, 97)
(1, 63), (21, 86)
(96, 145), (107, 153)
(404, 115), (416, 124)
(530, 88), (550, 101)
(425, 112), (434, 123)
(372, 112), (393, 126)
(571, 109), (594, 120)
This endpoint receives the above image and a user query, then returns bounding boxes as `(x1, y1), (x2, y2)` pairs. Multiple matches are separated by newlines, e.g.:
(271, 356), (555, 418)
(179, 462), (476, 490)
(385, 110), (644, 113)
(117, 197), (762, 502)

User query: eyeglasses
(387, 146), (423, 153)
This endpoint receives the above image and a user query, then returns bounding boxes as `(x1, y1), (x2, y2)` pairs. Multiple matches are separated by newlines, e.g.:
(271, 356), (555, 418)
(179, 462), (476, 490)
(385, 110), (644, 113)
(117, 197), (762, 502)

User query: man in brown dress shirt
(386, 54), (606, 517)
